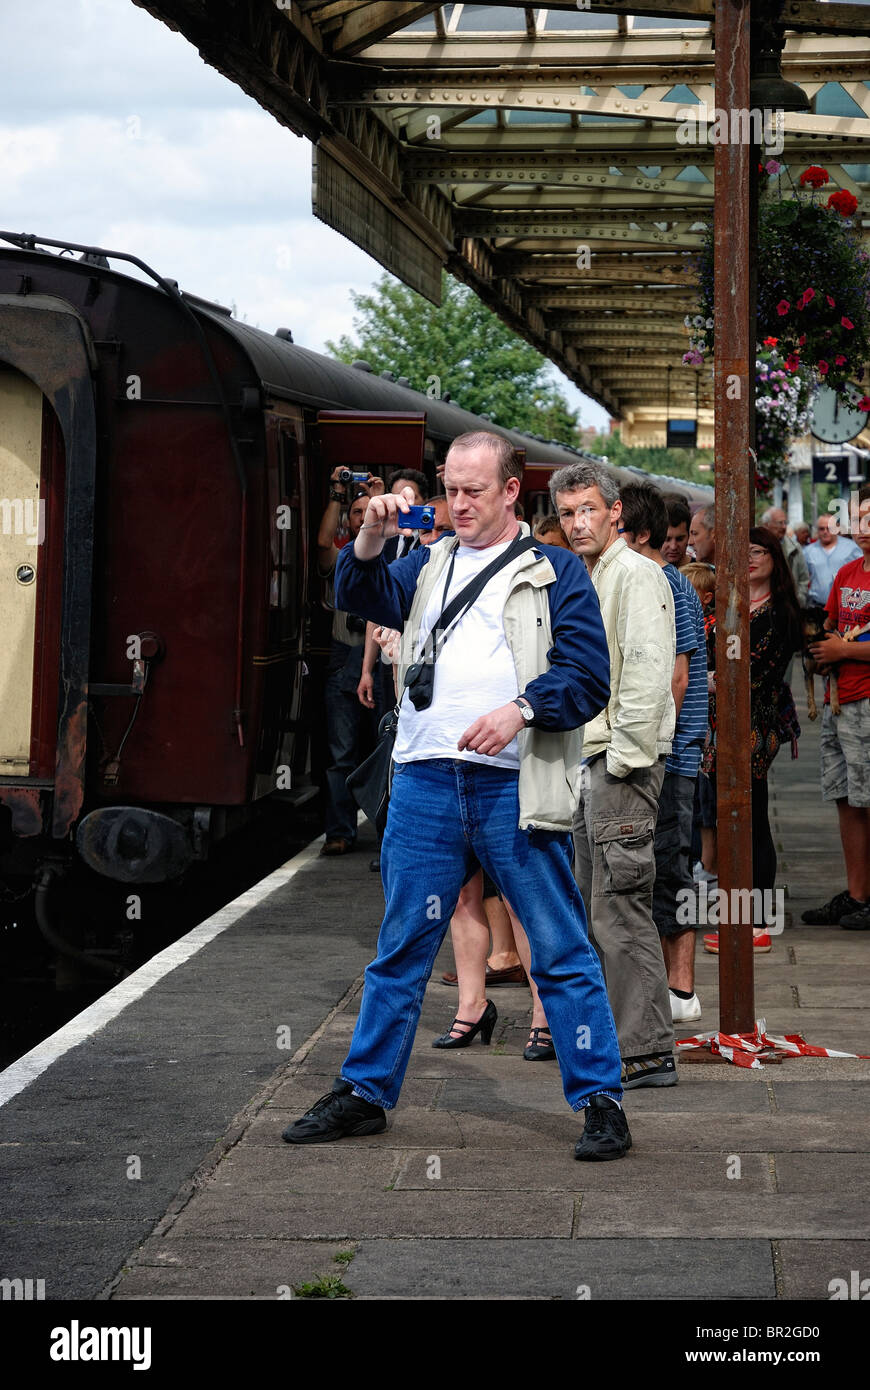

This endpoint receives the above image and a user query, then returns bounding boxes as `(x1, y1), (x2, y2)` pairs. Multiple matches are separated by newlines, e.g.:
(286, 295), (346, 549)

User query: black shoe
(432, 999), (497, 1049)
(801, 889), (861, 925)
(574, 1094), (632, 1161)
(282, 1082), (386, 1144)
(523, 1026), (556, 1061)
(841, 900), (870, 931)
(621, 1053), (678, 1089)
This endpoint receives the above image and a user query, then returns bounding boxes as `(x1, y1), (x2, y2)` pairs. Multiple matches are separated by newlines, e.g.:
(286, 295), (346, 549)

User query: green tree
(326, 272), (581, 445)
(587, 428), (714, 486)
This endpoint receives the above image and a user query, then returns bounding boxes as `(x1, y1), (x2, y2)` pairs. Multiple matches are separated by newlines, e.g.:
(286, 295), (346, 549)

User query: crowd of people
(289, 434), (870, 1161)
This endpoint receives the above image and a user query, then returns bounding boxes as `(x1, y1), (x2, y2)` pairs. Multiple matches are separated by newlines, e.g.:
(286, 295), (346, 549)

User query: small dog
(802, 605), (840, 719)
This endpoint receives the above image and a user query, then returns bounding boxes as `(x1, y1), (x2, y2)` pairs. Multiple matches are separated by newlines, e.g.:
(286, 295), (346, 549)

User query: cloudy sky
(0, 0), (609, 429)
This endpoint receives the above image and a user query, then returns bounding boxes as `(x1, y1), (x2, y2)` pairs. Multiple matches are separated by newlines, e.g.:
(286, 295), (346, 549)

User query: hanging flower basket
(687, 165), (870, 406)
(752, 346), (813, 496)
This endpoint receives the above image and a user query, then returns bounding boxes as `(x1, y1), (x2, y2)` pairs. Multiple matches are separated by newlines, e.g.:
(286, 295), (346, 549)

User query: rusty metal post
(714, 0), (755, 1033)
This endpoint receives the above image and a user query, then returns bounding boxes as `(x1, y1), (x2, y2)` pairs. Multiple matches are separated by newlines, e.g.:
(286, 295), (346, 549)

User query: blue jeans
(341, 759), (623, 1111)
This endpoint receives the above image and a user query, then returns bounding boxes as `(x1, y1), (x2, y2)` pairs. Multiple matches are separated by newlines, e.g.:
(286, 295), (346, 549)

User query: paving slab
(165, 1188), (575, 1241)
(777, 1241), (870, 1301)
(393, 1147), (773, 1193)
(577, 1192), (869, 1239)
(110, 1239), (356, 1299)
(770, 1081), (870, 1112)
(345, 1237), (775, 1301)
(774, 1152), (870, 1193)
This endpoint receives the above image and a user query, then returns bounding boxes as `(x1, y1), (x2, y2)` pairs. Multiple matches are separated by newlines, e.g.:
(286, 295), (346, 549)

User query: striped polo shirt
(663, 563), (709, 778)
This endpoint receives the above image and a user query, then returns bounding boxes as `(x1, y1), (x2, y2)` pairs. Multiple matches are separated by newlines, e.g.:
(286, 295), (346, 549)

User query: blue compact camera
(399, 504), (434, 529)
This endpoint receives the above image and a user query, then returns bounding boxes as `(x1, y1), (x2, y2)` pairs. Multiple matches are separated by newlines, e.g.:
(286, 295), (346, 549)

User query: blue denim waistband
(397, 757), (519, 777)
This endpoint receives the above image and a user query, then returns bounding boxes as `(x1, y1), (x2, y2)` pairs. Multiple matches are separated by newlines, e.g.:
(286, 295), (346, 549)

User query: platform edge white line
(0, 835), (324, 1109)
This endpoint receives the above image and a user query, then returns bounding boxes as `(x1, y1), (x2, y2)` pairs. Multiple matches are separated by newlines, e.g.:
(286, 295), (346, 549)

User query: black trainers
(841, 900), (870, 931)
(622, 1053), (678, 1089)
(801, 889), (861, 925)
(282, 1081), (387, 1144)
(574, 1094), (632, 1161)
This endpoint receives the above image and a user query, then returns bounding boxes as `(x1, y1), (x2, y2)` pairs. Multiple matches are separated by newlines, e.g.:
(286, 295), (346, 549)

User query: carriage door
(0, 366), (64, 788)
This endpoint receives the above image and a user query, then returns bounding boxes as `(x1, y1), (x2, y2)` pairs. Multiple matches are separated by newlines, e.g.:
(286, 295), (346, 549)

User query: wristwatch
(514, 697), (535, 725)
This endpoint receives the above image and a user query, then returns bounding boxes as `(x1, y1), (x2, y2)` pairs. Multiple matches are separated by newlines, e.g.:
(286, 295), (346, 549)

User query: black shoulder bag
(346, 533), (537, 834)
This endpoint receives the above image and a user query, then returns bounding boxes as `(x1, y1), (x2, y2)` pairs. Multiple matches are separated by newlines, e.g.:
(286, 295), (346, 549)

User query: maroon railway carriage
(0, 233), (712, 943)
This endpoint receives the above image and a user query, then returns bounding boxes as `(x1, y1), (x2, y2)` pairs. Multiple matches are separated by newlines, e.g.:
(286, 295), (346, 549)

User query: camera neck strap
(422, 531), (537, 663)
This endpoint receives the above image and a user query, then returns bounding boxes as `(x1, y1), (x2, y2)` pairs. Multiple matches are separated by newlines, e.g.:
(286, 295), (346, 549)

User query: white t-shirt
(393, 539), (521, 769)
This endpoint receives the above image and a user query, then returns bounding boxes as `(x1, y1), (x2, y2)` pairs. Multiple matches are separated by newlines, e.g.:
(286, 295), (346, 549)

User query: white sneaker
(669, 990), (702, 1023)
(692, 862), (717, 886)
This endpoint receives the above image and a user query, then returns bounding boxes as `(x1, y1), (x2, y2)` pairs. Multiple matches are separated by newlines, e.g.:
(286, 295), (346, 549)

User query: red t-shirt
(825, 557), (870, 704)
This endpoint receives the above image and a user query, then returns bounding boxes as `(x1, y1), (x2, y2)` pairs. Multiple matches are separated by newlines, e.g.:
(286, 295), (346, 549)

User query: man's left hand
(458, 702), (525, 757)
(810, 634), (848, 664)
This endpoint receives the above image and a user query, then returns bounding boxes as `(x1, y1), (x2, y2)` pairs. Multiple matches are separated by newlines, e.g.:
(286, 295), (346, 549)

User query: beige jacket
(394, 525), (586, 832)
(582, 538), (676, 776)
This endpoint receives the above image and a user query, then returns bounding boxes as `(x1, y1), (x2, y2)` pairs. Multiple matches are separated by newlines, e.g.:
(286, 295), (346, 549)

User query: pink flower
(835, 354), (847, 366)
(776, 300), (790, 316)
(859, 396), (870, 412)
(798, 334), (807, 346)
(765, 159), (782, 175)
(797, 288), (816, 311)
(784, 353), (800, 371)
(842, 316), (855, 329)
(827, 295), (836, 307)
(818, 360), (830, 375)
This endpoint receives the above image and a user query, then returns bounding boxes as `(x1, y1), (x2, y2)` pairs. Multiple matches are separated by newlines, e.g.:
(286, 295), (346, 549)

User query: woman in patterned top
(702, 527), (802, 951)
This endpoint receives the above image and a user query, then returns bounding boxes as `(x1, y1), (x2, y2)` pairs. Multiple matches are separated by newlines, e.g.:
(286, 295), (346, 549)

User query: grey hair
(549, 461), (619, 511)
(759, 506), (778, 524)
(697, 502), (715, 530)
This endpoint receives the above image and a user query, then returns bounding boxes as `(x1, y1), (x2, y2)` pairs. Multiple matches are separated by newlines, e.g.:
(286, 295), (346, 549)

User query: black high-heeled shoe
(523, 1026), (556, 1061)
(432, 999), (497, 1049)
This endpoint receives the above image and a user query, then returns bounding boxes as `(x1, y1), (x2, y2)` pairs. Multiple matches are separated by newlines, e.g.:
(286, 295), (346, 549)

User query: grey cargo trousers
(572, 754), (675, 1060)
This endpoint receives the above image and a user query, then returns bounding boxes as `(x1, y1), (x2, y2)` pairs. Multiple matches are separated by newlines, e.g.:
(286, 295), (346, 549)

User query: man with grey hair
(552, 461), (678, 1090)
(760, 506), (810, 607)
(688, 503), (715, 565)
(805, 512), (860, 605)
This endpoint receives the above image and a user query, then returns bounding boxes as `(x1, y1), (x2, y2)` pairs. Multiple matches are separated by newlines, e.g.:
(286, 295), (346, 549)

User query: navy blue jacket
(335, 536), (610, 732)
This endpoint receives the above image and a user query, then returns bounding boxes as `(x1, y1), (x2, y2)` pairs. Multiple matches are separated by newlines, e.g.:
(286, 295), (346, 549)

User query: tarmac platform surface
(1, 693), (868, 1302)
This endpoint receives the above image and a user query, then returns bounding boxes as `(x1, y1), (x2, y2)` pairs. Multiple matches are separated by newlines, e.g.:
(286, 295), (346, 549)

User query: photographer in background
(317, 467), (383, 856)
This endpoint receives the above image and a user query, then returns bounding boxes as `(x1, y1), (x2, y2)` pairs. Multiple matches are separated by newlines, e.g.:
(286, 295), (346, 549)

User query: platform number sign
(812, 454), (850, 486)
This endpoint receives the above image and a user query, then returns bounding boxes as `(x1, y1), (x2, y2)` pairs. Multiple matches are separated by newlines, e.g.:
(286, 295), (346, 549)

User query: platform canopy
(134, 1), (870, 435)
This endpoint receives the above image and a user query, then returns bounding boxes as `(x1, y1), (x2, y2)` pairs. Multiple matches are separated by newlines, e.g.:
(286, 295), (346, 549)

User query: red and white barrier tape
(675, 1017), (870, 1069)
